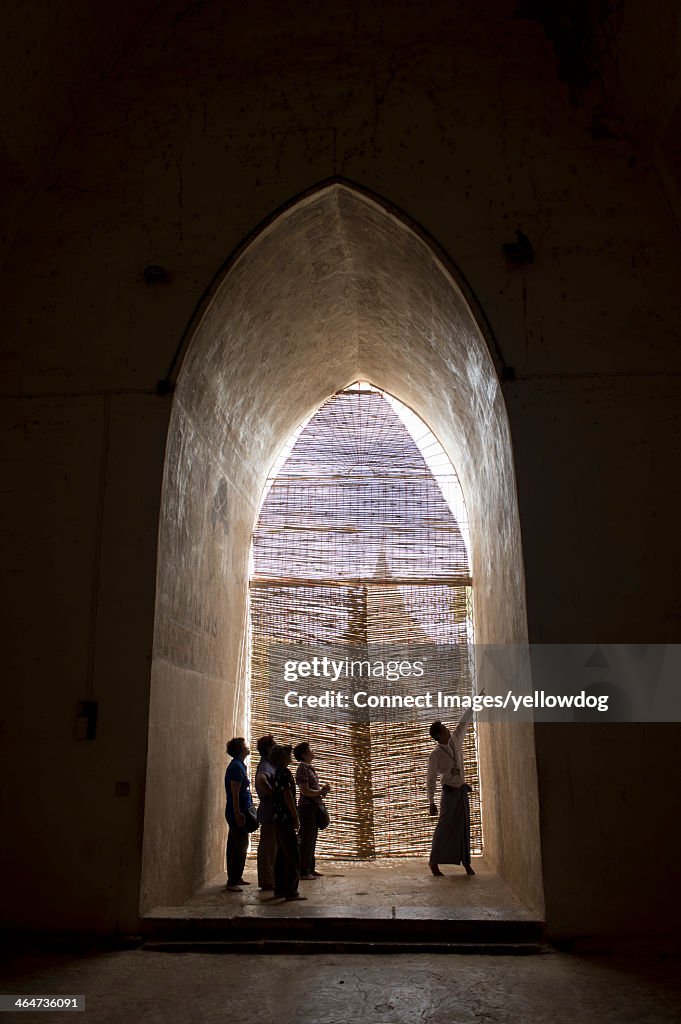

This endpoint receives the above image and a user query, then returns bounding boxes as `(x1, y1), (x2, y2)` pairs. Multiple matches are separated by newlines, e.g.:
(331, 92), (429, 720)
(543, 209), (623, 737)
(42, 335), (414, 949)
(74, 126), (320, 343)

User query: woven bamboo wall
(249, 386), (482, 858)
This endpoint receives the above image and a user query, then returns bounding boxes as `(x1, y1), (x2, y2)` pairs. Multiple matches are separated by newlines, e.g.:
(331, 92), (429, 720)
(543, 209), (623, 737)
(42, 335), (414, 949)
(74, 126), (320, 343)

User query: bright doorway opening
(249, 382), (482, 860)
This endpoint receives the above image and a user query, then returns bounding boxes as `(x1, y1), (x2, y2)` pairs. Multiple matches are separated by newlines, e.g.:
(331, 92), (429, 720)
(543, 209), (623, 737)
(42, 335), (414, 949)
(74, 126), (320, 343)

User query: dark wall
(1, 0), (680, 936)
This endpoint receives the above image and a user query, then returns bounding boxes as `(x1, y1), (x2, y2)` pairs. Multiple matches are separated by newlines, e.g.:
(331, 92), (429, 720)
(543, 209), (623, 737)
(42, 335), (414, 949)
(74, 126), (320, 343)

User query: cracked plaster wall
(142, 186), (543, 915)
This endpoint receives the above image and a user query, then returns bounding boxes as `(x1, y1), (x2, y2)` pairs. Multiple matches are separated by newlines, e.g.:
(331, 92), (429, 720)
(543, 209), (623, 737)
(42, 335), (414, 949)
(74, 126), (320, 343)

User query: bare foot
(429, 862), (444, 876)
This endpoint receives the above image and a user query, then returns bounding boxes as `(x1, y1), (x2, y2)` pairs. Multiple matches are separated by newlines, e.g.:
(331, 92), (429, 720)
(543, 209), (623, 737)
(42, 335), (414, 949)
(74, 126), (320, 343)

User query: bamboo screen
(249, 384), (482, 858)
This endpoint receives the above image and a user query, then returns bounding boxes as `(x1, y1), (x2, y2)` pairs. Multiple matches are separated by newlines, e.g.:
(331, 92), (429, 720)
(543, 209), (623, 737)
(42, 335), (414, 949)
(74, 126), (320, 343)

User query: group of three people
(224, 733), (330, 901)
(225, 707), (477, 892)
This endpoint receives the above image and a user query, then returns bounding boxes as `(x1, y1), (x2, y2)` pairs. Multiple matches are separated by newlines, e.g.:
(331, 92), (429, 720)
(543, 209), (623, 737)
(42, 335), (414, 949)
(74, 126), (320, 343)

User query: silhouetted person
(254, 733), (277, 890)
(224, 736), (253, 892)
(294, 741), (330, 880)
(427, 712), (475, 876)
(270, 744), (306, 901)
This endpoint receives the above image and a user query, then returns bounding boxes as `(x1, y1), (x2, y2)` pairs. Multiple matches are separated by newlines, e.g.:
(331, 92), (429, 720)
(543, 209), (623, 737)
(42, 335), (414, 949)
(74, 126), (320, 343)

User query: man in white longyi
(426, 707), (476, 877)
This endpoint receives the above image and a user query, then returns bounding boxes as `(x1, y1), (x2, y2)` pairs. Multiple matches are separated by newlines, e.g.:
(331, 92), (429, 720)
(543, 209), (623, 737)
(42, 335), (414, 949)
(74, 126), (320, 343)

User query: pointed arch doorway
(141, 182), (544, 918)
(250, 381), (481, 861)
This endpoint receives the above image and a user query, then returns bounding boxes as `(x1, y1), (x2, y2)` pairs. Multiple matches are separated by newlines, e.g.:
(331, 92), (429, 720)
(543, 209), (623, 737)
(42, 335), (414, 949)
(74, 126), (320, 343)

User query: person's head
(256, 733), (276, 758)
(226, 736), (250, 760)
(429, 720), (450, 744)
(269, 743), (293, 769)
(293, 741), (313, 764)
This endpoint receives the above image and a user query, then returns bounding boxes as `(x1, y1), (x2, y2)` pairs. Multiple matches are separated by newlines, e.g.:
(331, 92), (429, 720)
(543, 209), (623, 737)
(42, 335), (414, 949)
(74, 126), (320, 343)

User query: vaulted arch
(141, 182), (543, 915)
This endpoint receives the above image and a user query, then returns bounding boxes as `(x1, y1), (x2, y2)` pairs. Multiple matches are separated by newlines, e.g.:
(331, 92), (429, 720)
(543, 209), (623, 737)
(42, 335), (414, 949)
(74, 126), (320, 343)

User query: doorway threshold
(141, 858), (546, 953)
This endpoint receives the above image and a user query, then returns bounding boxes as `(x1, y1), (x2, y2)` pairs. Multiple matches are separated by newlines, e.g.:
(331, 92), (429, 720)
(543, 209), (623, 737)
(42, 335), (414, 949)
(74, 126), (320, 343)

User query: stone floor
(145, 857), (535, 923)
(5, 861), (676, 1023)
(1, 947), (680, 1024)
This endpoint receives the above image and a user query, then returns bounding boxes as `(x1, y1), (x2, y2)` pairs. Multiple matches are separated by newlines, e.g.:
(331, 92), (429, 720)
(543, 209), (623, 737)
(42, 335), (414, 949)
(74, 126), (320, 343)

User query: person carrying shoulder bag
(294, 741), (331, 880)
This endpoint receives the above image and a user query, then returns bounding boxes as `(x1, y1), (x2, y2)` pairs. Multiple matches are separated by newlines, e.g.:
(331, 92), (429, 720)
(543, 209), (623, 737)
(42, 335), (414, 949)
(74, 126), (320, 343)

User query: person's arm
(230, 780), (245, 826)
(454, 688), (486, 739)
(300, 782), (331, 798)
(299, 769), (329, 799)
(453, 705), (474, 740)
(297, 764), (327, 799)
(256, 772), (273, 796)
(427, 750), (438, 814)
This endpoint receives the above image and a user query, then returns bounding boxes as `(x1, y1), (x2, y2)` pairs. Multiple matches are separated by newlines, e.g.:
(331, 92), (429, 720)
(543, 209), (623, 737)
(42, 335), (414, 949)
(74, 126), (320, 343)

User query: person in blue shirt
(224, 736), (253, 892)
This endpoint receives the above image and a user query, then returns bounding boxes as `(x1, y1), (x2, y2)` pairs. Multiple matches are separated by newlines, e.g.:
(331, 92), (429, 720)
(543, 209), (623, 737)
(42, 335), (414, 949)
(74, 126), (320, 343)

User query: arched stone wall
(141, 183), (544, 914)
